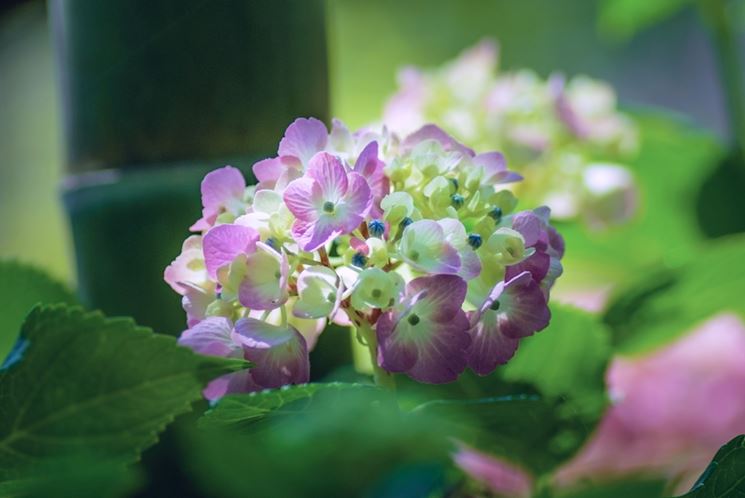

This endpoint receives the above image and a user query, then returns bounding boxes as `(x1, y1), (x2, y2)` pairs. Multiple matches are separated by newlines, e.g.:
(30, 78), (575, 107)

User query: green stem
(698, 0), (745, 156)
(357, 321), (396, 390)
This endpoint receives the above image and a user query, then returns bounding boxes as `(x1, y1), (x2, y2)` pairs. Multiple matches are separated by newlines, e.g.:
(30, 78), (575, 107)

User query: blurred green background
(0, 0), (740, 287)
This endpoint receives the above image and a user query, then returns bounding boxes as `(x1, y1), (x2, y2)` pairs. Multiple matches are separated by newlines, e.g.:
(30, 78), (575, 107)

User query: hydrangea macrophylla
(383, 39), (639, 229)
(165, 115), (564, 397)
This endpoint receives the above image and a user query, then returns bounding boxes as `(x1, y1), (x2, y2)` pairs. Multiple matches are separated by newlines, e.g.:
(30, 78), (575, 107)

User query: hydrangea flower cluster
(165, 117), (564, 398)
(384, 39), (639, 229)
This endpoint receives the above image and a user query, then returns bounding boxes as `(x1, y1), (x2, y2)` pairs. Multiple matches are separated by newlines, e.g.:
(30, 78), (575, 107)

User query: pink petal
(353, 141), (383, 177)
(454, 445), (533, 498)
(278, 117), (328, 164)
(292, 217), (340, 252)
(202, 224), (259, 279)
(233, 318), (310, 389)
(307, 152), (349, 201)
(401, 124), (475, 157)
(511, 211), (544, 247)
(283, 177), (320, 222)
(178, 317), (242, 358)
(340, 172), (372, 226)
(201, 165), (246, 215)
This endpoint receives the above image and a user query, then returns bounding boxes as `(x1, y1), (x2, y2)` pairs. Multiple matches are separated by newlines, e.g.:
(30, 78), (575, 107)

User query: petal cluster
(165, 116), (564, 396)
(384, 39), (639, 229)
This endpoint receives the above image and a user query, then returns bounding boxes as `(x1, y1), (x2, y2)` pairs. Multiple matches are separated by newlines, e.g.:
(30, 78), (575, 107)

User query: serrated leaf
(0, 260), (78, 360)
(680, 435), (745, 498)
(0, 453), (142, 498)
(200, 382), (381, 432)
(0, 305), (245, 480)
(410, 395), (590, 476)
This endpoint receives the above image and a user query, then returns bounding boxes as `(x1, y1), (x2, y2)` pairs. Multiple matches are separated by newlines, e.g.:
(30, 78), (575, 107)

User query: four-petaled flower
(284, 152), (372, 252)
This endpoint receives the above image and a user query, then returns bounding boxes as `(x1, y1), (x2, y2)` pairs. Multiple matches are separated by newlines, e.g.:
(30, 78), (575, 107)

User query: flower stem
(698, 0), (745, 156)
(357, 321), (396, 390)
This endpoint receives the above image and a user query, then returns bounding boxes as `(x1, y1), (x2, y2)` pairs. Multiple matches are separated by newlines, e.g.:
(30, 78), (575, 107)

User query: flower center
(327, 292), (337, 303)
(371, 288), (382, 298)
(322, 201), (335, 213)
(407, 314), (420, 326)
(408, 250), (420, 262)
(490, 300), (501, 311)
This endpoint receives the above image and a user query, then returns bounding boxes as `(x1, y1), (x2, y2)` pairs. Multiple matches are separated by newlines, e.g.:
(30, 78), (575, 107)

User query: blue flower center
(467, 233), (482, 249)
(451, 194), (465, 209)
(488, 206), (503, 222)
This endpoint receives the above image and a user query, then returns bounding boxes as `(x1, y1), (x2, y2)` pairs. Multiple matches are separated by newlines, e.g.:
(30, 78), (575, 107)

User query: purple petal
(233, 318), (309, 389)
(466, 309), (520, 375)
(405, 310), (471, 383)
(201, 166), (246, 212)
(203, 370), (258, 401)
(192, 166), (246, 230)
(408, 274), (467, 322)
(511, 211), (544, 247)
(376, 275), (471, 383)
(278, 117), (328, 164)
(505, 250), (551, 284)
(473, 152), (522, 184)
(376, 313), (419, 372)
(353, 141), (383, 178)
(178, 317), (242, 358)
(307, 152), (349, 201)
(497, 271), (551, 339)
(401, 124), (475, 157)
(292, 217), (341, 252)
(283, 177), (320, 222)
(202, 224), (260, 279)
(341, 172), (373, 225)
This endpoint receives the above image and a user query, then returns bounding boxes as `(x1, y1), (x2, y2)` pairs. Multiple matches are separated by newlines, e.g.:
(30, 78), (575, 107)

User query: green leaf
(598, 0), (693, 41)
(189, 383), (450, 498)
(410, 395), (590, 476)
(604, 234), (745, 353)
(556, 111), (721, 299)
(0, 454), (143, 498)
(0, 260), (78, 361)
(199, 382), (381, 432)
(554, 479), (666, 498)
(679, 435), (745, 498)
(0, 305), (246, 480)
(502, 304), (612, 419)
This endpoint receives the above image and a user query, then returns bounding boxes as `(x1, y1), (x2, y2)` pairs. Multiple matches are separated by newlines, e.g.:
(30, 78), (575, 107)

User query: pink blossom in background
(453, 445), (533, 498)
(554, 313), (745, 494)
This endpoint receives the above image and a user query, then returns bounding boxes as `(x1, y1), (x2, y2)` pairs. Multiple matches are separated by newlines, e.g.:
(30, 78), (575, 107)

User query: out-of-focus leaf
(554, 479), (666, 498)
(0, 260), (78, 360)
(502, 304), (611, 419)
(696, 149), (745, 238)
(410, 395), (590, 477)
(199, 382), (380, 432)
(603, 234), (745, 353)
(188, 386), (451, 498)
(598, 0), (693, 41)
(678, 435), (745, 497)
(556, 110), (722, 303)
(0, 454), (143, 498)
(0, 305), (246, 480)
